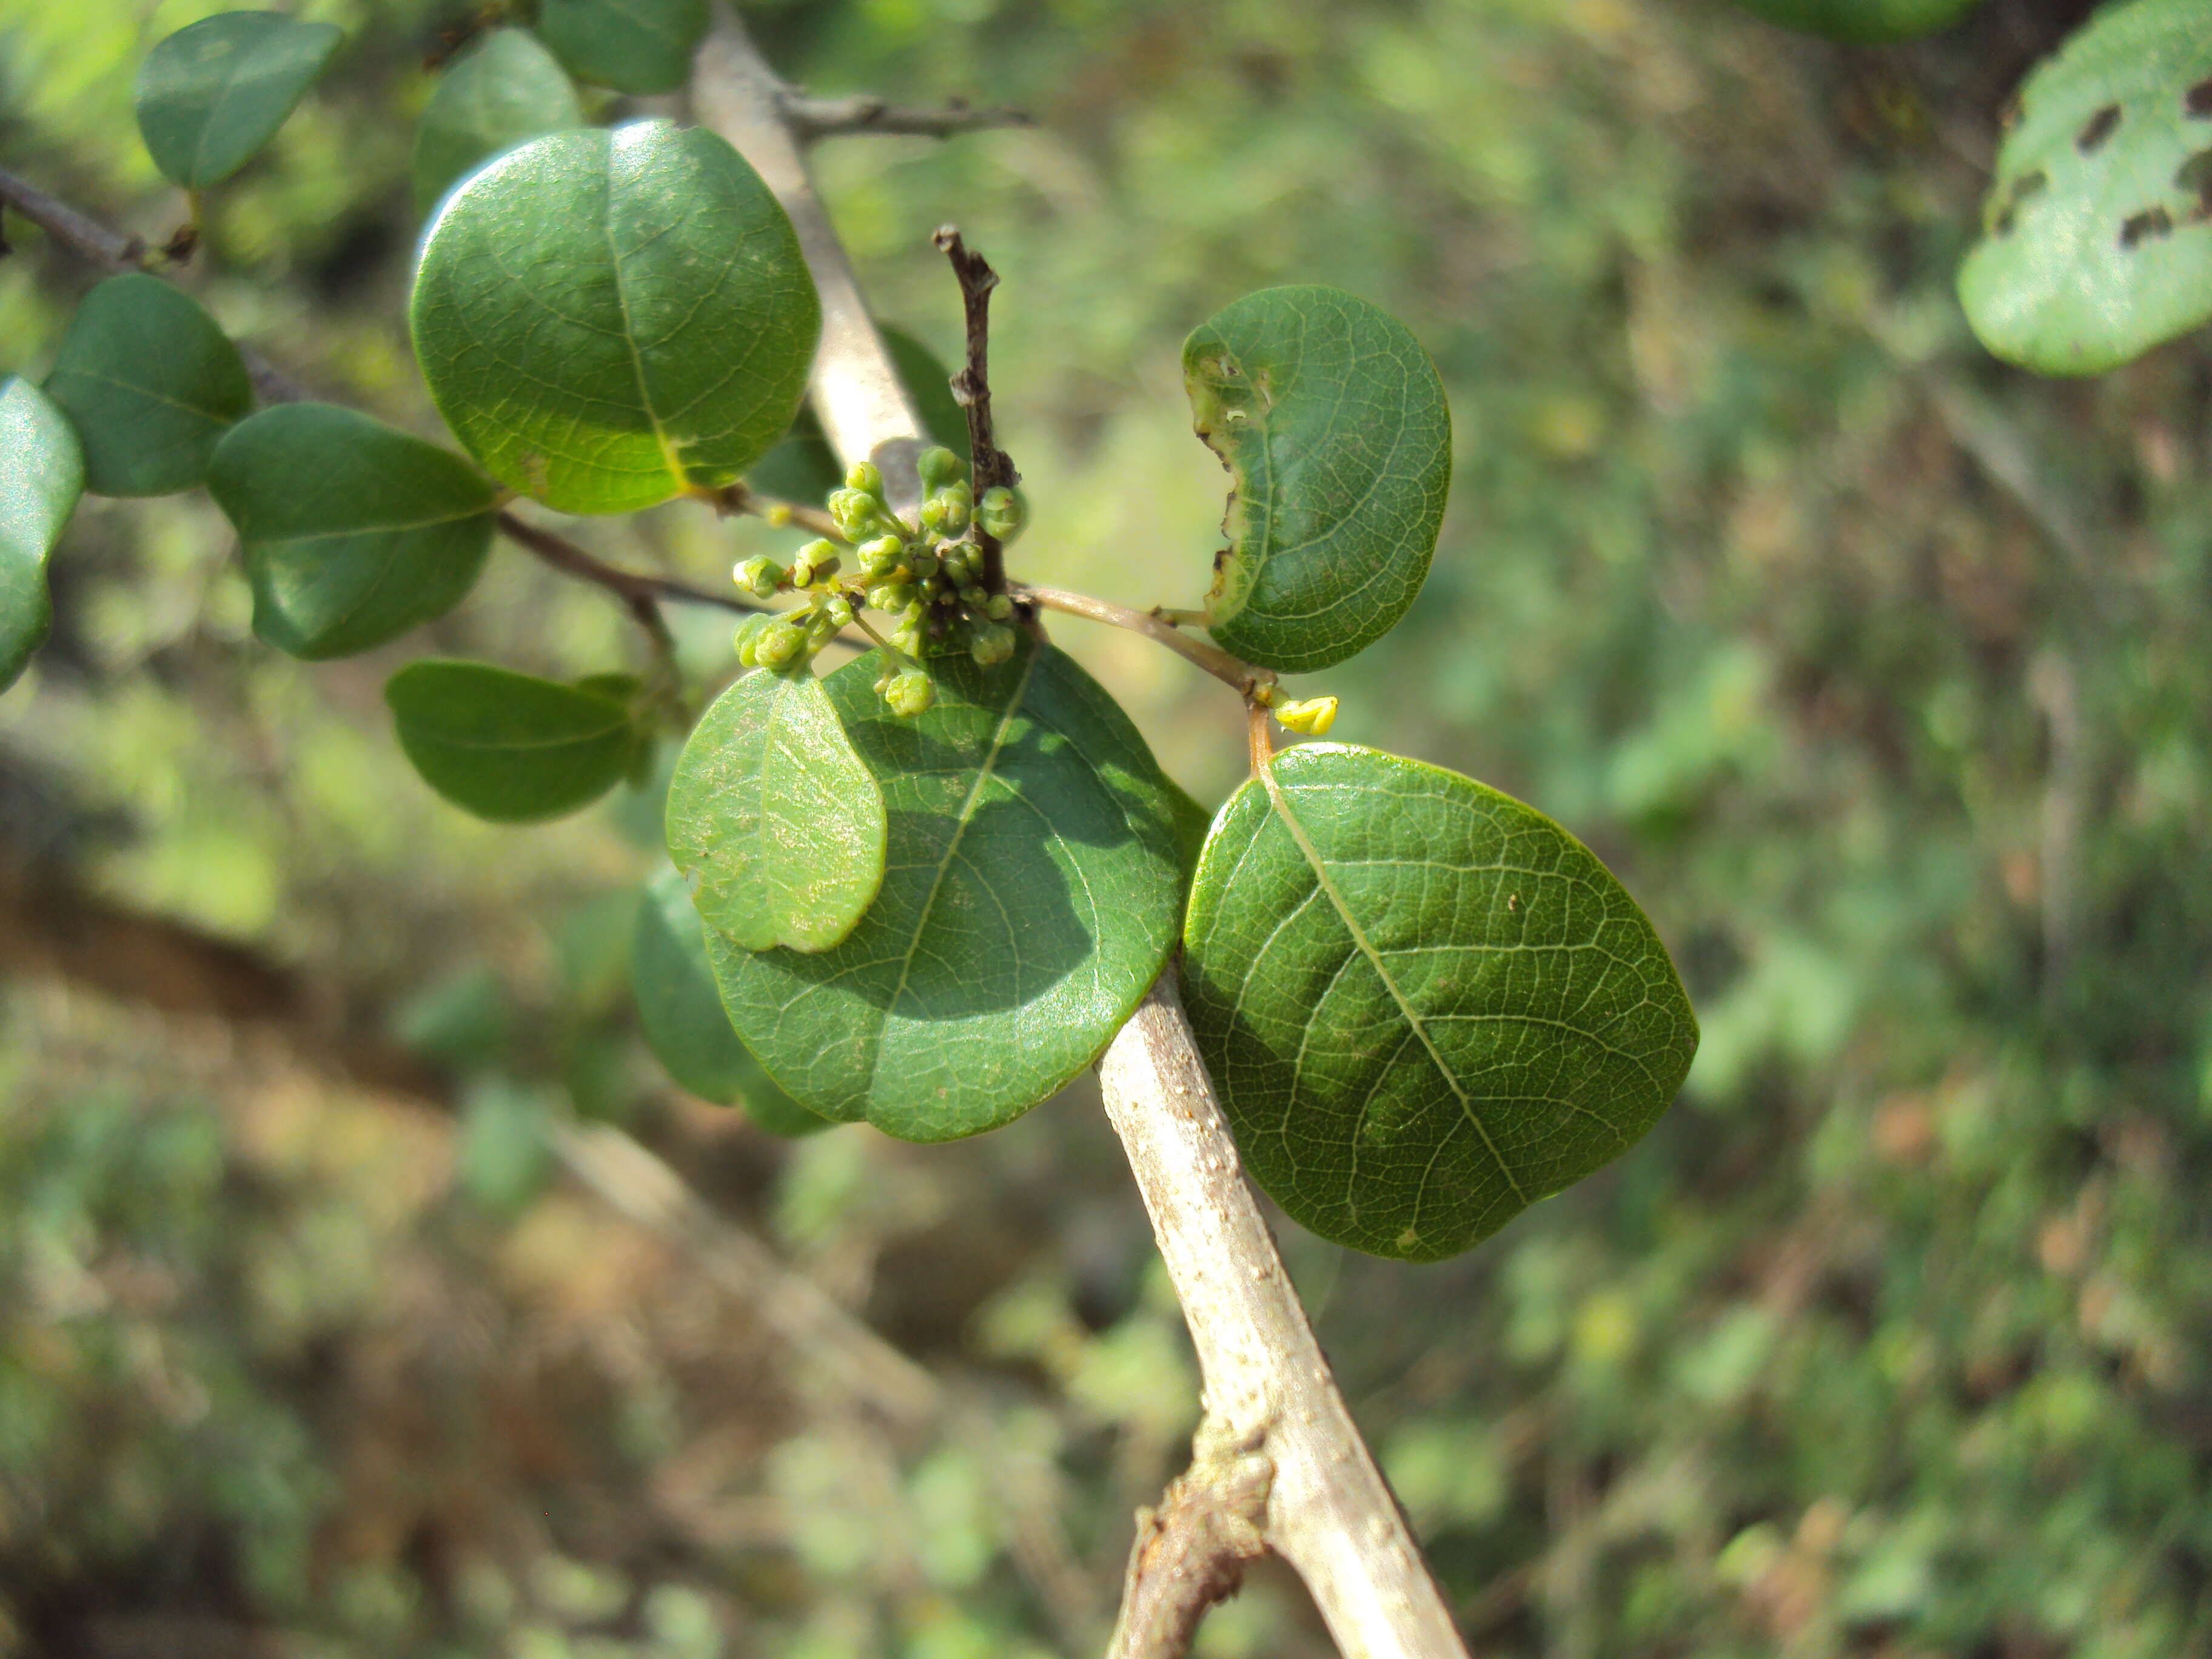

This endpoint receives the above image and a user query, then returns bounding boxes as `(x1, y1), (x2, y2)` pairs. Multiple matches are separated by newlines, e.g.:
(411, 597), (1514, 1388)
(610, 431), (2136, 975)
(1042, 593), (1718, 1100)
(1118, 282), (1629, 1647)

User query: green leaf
(632, 870), (832, 1135)
(531, 0), (708, 95)
(386, 659), (645, 823)
(703, 638), (1184, 1142)
(44, 274), (253, 497)
(1959, 0), (2212, 375)
(411, 120), (820, 515)
(134, 10), (343, 190)
(1723, 0), (1983, 44)
(0, 376), (84, 694)
(1165, 777), (1214, 887)
(1184, 285), (1451, 674)
(666, 663), (887, 954)
(208, 403), (497, 660)
(411, 26), (585, 220)
(1182, 743), (1698, 1262)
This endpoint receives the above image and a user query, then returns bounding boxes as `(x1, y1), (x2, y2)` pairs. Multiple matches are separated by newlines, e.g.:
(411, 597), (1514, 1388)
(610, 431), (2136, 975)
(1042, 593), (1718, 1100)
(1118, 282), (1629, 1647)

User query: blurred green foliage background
(5, 0), (2212, 1654)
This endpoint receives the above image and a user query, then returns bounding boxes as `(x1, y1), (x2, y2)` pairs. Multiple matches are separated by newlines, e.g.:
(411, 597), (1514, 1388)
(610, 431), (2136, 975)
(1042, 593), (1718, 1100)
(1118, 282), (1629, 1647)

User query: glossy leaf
(209, 403), (497, 660)
(531, 0), (708, 95)
(1182, 743), (1698, 1262)
(386, 659), (644, 822)
(411, 26), (585, 220)
(703, 640), (1184, 1142)
(44, 274), (253, 497)
(134, 11), (343, 189)
(1724, 0), (1983, 43)
(665, 664), (886, 954)
(412, 120), (819, 515)
(1959, 0), (2212, 374)
(1185, 286), (1451, 673)
(0, 377), (84, 693)
(632, 870), (832, 1136)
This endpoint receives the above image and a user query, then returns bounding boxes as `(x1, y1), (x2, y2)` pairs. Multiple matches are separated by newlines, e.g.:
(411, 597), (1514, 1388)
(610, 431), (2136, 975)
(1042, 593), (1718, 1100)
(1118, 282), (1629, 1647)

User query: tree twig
(1107, 1416), (1274, 1659)
(932, 225), (1017, 591)
(781, 91), (1034, 143)
(0, 164), (145, 273)
(1014, 581), (1274, 699)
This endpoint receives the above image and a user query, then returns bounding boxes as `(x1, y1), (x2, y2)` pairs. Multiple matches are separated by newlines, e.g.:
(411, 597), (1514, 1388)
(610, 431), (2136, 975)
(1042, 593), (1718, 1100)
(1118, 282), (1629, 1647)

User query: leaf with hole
(1182, 743), (1698, 1262)
(134, 10), (343, 190)
(1723, 0), (1984, 44)
(0, 377), (84, 694)
(1184, 286), (1451, 674)
(411, 26), (585, 220)
(702, 638), (1184, 1142)
(1960, 0), (2212, 374)
(665, 664), (887, 954)
(531, 0), (708, 95)
(44, 274), (253, 497)
(386, 659), (646, 823)
(632, 870), (832, 1135)
(209, 403), (498, 660)
(412, 120), (819, 515)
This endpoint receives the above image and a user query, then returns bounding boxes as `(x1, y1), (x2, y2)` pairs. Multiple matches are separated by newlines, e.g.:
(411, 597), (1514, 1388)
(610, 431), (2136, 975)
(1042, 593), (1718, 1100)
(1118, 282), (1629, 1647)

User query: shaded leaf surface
(411, 26), (585, 219)
(209, 403), (497, 660)
(1724, 0), (1983, 42)
(705, 640), (1183, 1142)
(665, 665), (886, 954)
(386, 659), (642, 822)
(532, 0), (708, 95)
(1959, 0), (2212, 374)
(44, 274), (253, 497)
(1183, 743), (1698, 1261)
(1185, 286), (1450, 672)
(632, 870), (831, 1135)
(411, 120), (818, 515)
(0, 377), (84, 693)
(134, 10), (343, 189)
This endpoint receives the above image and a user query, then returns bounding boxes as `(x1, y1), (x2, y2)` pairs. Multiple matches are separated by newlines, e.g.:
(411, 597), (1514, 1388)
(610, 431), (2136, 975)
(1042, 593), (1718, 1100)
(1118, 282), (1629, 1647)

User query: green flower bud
(845, 460), (885, 499)
(733, 611), (777, 666)
(884, 670), (935, 718)
(970, 623), (1016, 668)
(978, 486), (1024, 542)
(1273, 695), (1339, 736)
(857, 534), (905, 576)
(734, 555), (785, 599)
(753, 619), (807, 669)
(910, 550), (940, 581)
(803, 552), (840, 584)
(828, 488), (885, 541)
(936, 481), (972, 535)
(822, 595), (854, 629)
(916, 446), (965, 494)
(866, 583), (914, 613)
(985, 593), (1014, 622)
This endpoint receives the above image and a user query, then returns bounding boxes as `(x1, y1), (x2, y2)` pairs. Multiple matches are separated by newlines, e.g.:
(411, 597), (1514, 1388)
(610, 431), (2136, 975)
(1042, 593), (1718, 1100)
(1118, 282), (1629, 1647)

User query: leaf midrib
(1258, 760), (1529, 1205)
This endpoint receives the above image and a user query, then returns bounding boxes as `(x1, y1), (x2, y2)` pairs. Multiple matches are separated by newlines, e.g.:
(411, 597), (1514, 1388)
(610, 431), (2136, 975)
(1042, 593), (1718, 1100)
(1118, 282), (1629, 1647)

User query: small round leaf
(632, 870), (833, 1134)
(1185, 286), (1451, 673)
(44, 274), (253, 497)
(1960, 0), (2212, 374)
(1723, 0), (1984, 44)
(0, 376), (85, 692)
(411, 120), (819, 515)
(209, 403), (498, 660)
(134, 11), (343, 190)
(386, 659), (645, 822)
(532, 0), (708, 95)
(411, 26), (585, 220)
(666, 663), (888, 954)
(1183, 743), (1698, 1262)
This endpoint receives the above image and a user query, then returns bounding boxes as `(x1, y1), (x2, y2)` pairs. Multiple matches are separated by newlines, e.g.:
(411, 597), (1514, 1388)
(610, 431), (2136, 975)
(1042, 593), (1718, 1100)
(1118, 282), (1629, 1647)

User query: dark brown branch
(495, 511), (762, 653)
(1108, 1418), (1274, 1659)
(781, 91), (1034, 143)
(931, 226), (1017, 591)
(0, 164), (145, 273)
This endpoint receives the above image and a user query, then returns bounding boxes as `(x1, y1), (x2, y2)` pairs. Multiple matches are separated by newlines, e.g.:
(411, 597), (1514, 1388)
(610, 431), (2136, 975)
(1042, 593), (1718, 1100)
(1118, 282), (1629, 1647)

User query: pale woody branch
(781, 89), (1034, 142)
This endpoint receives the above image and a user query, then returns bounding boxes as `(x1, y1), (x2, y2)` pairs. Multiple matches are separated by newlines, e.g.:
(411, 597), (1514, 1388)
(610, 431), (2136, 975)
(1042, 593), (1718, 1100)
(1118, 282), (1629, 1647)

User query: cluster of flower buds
(726, 449), (1027, 719)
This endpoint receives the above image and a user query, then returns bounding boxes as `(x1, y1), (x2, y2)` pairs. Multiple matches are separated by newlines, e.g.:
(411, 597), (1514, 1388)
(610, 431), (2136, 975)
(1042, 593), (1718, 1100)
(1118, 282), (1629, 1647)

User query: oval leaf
(134, 11), (343, 190)
(703, 638), (1184, 1142)
(0, 376), (85, 692)
(44, 273), (254, 497)
(666, 663), (887, 954)
(386, 659), (643, 822)
(1724, 0), (1983, 43)
(1960, 0), (2212, 374)
(411, 119), (819, 515)
(633, 870), (832, 1135)
(1182, 743), (1699, 1262)
(532, 0), (708, 95)
(209, 403), (498, 660)
(411, 26), (585, 220)
(1185, 286), (1451, 674)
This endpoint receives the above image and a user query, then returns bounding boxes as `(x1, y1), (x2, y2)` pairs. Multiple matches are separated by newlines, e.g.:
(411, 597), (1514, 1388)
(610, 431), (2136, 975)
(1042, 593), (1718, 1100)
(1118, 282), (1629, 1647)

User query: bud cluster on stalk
(728, 447), (1028, 718)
